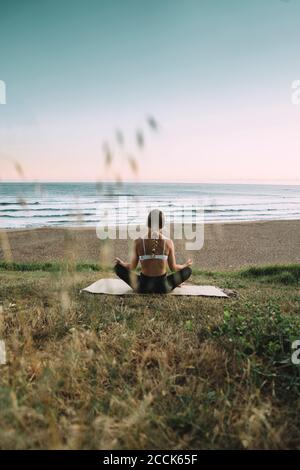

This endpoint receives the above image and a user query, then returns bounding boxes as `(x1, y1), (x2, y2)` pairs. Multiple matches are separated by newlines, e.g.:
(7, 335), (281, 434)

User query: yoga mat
(81, 278), (228, 297)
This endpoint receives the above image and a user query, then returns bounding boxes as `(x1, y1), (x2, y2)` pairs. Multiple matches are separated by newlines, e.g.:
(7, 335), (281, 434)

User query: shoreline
(2, 216), (300, 232)
(1, 219), (300, 270)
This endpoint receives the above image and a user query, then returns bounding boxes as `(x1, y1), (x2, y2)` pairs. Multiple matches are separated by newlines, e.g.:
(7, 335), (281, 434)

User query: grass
(0, 263), (299, 449)
(240, 264), (300, 285)
(0, 261), (106, 272)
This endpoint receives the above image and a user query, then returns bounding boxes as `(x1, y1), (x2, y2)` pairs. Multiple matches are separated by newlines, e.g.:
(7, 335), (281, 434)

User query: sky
(0, 0), (300, 183)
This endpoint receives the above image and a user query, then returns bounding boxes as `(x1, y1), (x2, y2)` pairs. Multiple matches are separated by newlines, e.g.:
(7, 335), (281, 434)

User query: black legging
(114, 263), (192, 294)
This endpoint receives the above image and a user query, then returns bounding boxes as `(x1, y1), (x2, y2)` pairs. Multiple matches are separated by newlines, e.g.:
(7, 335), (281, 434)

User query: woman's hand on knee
(115, 257), (126, 267)
(184, 259), (193, 268)
(115, 257), (130, 270)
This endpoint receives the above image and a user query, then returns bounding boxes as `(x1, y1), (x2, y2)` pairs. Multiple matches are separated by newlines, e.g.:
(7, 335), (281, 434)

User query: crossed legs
(166, 266), (192, 290)
(114, 263), (192, 293)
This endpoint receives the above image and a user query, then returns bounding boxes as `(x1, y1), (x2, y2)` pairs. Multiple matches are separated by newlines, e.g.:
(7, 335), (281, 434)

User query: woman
(114, 209), (192, 293)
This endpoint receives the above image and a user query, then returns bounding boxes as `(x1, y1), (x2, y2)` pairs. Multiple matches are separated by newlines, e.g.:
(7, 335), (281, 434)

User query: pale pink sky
(1, 98), (300, 184)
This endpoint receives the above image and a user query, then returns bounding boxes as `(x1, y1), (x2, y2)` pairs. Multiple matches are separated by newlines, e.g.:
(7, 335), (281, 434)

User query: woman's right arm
(167, 240), (193, 271)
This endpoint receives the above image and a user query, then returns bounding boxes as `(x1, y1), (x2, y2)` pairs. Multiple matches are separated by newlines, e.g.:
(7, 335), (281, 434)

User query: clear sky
(0, 0), (300, 183)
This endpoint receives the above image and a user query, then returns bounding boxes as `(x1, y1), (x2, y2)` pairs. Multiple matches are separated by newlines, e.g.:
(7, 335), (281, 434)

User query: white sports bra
(139, 237), (168, 262)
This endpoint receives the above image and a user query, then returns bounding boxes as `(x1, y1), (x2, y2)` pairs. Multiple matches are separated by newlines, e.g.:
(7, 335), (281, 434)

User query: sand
(1, 219), (300, 270)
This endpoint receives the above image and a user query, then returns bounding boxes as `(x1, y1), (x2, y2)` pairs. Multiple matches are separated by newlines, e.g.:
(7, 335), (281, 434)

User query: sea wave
(1, 182), (300, 229)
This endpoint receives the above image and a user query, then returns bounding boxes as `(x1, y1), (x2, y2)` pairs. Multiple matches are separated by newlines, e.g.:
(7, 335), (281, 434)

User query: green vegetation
(0, 261), (106, 273)
(0, 264), (299, 449)
(240, 264), (300, 285)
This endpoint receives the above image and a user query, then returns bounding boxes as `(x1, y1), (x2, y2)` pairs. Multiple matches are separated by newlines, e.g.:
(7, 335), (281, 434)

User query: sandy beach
(1, 219), (299, 270)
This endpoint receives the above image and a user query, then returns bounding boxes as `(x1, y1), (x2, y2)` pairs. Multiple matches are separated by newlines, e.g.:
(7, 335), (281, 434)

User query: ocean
(1, 182), (300, 229)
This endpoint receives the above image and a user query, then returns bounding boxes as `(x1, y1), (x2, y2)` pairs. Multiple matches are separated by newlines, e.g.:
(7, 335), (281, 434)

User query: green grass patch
(0, 261), (107, 273)
(240, 264), (300, 285)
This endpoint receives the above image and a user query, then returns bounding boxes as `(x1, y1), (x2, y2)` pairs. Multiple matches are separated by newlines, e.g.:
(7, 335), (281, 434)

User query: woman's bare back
(136, 237), (170, 277)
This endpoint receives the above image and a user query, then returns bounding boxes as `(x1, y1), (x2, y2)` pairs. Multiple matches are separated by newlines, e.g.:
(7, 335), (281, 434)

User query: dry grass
(0, 266), (299, 449)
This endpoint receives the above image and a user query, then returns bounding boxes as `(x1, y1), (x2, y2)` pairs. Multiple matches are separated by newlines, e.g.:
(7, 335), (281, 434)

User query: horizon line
(1, 179), (300, 186)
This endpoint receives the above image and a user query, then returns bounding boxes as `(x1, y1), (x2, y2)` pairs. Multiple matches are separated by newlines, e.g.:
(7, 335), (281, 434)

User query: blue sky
(1, 0), (300, 182)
